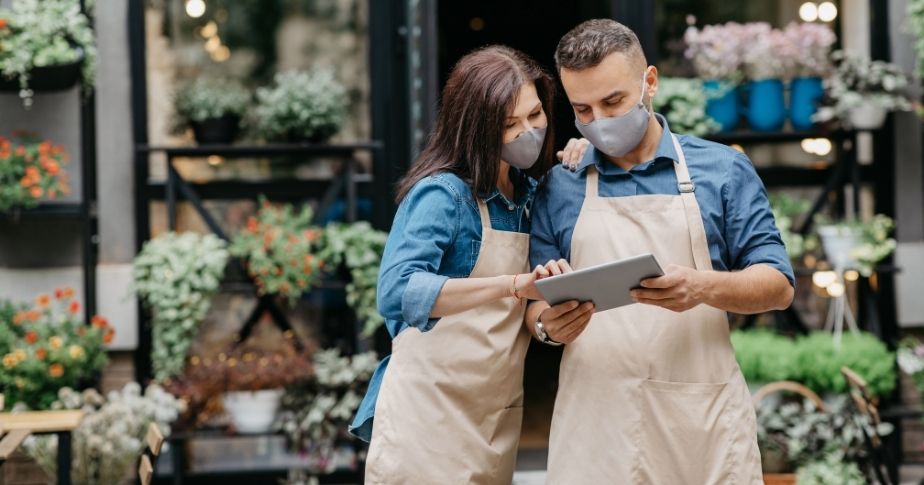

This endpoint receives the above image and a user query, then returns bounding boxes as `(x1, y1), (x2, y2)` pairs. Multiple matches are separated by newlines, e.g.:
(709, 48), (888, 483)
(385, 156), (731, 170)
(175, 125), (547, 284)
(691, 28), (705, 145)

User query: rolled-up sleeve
(723, 153), (796, 286)
(376, 178), (458, 331)
(529, 181), (564, 268)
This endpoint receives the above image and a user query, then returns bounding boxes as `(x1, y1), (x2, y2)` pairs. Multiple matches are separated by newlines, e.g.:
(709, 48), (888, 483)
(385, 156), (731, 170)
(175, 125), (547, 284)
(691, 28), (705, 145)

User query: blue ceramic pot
(703, 80), (740, 132)
(746, 79), (786, 132)
(790, 76), (824, 131)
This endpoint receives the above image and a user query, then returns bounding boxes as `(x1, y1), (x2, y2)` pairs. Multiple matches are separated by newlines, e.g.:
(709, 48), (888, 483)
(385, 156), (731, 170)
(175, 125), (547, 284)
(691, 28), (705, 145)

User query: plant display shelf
(134, 142), (381, 375)
(0, 0), (99, 324)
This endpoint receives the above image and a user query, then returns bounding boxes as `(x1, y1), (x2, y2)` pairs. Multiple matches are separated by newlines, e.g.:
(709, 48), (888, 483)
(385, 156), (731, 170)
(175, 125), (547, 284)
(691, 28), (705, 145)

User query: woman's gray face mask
(574, 69), (652, 158)
(501, 125), (547, 170)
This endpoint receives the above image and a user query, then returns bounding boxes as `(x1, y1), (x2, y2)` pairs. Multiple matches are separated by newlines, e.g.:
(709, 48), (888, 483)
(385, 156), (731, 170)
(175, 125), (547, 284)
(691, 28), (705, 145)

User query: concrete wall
(0, 0), (138, 350)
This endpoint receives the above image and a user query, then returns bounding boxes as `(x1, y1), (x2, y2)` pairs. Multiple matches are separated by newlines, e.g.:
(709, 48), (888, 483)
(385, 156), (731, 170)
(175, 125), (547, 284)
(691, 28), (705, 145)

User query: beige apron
(547, 135), (762, 484)
(365, 199), (531, 485)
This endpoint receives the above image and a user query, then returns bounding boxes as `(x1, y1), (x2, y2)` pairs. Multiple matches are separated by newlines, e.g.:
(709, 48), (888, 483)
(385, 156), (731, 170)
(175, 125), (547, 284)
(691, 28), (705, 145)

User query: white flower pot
(222, 389), (283, 434)
(848, 104), (888, 130)
(817, 225), (864, 270)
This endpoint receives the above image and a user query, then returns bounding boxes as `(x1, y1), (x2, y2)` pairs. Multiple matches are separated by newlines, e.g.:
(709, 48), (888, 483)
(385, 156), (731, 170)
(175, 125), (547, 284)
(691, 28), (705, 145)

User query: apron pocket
(637, 379), (737, 485)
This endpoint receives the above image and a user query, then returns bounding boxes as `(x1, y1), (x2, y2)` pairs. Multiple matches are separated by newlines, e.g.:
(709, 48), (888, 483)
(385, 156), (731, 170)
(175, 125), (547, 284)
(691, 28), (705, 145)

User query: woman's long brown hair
(395, 45), (556, 203)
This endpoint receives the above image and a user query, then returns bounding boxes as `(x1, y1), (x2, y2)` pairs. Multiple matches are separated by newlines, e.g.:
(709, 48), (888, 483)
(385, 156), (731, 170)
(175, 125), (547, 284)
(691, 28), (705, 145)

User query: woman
(349, 46), (557, 484)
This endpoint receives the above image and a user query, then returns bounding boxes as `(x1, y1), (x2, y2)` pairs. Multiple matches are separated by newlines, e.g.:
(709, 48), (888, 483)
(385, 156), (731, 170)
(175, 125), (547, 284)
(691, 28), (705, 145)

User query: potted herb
(683, 22), (745, 132)
(783, 22), (836, 131)
(254, 70), (347, 143)
(0, 133), (71, 213)
(23, 383), (185, 485)
(0, 0), (97, 107)
(814, 51), (913, 130)
(816, 214), (896, 275)
(174, 78), (251, 144)
(651, 77), (720, 137)
(275, 349), (378, 473)
(229, 197), (326, 304)
(133, 231), (229, 381)
(796, 331), (896, 398)
(319, 222), (388, 336)
(0, 289), (112, 410)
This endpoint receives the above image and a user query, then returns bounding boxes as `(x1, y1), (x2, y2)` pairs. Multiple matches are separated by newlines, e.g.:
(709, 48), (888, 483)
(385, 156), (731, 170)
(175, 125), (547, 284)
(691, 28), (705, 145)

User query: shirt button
(507, 204), (515, 211)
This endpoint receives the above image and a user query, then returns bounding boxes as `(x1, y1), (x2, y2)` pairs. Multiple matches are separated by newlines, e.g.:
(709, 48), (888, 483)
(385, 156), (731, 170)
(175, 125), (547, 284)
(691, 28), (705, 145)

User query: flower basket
(222, 388), (284, 434)
(0, 54), (83, 93)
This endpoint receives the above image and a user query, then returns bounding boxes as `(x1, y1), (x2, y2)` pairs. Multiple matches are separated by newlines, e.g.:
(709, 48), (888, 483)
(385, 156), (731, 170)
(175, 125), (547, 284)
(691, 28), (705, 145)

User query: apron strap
(585, 166), (599, 198)
(476, 198), (492, 231)
(670, 134), (712, 272)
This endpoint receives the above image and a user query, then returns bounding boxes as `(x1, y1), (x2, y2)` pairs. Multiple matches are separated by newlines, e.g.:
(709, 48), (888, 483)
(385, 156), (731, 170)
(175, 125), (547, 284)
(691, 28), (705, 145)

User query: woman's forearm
(431, 276), (514, 318)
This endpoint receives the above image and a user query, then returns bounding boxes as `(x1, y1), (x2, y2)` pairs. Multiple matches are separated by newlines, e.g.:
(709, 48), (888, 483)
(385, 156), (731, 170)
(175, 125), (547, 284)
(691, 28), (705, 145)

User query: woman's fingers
(546, 260), (563, 276)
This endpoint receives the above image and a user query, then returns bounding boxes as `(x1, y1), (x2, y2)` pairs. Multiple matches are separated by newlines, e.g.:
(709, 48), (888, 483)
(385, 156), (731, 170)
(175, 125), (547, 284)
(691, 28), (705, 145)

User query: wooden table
(0, 410), (85, 485)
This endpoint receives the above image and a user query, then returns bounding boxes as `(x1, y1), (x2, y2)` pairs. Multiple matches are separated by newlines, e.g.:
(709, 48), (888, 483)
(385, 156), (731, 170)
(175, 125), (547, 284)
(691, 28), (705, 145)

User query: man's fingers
(556, 258), (574, 273)
(631, 288), (673, 301)
(534, 264), (550, 279)
(640, 273), (678, 289)
(544, 300), (579, 319)
(546, 260), (563, 276)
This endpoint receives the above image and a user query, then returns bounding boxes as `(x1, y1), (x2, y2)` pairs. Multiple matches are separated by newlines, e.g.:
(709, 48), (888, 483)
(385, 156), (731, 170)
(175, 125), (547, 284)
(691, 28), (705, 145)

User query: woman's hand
(556, 138), (591, 171)
(514, 264), (552, 301)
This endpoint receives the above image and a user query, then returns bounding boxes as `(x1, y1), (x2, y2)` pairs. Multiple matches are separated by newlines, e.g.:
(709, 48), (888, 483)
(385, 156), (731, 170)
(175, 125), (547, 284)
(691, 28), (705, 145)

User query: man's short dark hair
(555, 19), (646, 71)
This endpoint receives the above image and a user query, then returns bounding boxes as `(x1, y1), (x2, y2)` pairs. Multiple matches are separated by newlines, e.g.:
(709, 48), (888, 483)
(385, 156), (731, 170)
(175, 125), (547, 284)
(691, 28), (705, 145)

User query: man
(526, 19), (795, 484)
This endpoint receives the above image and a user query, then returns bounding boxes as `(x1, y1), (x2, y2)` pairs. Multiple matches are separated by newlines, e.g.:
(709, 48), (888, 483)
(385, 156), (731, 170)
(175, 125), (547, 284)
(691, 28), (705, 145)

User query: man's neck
(604, 115), (662, 172)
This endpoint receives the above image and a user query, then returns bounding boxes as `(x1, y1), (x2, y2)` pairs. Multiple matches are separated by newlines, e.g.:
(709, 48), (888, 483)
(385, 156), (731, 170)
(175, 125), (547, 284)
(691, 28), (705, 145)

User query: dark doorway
(437, 1), (614, 149)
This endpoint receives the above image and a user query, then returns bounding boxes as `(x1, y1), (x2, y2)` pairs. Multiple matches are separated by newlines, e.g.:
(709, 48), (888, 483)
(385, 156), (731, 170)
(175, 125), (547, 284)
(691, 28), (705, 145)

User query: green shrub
(796, 331), (895, 397)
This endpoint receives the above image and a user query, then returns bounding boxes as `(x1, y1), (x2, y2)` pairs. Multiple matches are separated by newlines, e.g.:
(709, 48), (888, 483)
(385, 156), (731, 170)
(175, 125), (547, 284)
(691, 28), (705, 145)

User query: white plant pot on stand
(848, 104), (888, 130)
(817, 225), (863, 348)
(222, 388), (284, 434)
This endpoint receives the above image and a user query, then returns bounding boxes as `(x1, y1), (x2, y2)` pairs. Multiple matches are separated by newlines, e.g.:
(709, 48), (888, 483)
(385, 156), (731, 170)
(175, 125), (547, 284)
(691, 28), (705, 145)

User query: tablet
(534, 254), (664, 313)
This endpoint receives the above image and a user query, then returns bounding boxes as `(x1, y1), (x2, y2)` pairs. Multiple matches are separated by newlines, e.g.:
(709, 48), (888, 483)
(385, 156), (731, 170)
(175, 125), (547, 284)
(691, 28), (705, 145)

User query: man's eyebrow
(571, 88), (626, 108)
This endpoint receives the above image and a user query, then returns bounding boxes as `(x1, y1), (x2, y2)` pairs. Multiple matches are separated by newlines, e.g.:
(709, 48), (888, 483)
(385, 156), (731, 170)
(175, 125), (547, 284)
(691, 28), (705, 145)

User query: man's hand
(631, 264), (706, 313)
(539, 300), (595, 344)
(556, 138), (591, 171)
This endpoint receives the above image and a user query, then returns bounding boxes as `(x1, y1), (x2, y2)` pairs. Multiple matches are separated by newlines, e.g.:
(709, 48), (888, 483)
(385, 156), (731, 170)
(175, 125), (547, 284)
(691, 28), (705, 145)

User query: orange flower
(43, 160), (59, 175)
(69, 301), (80, 314)
(0, 18), (7, 29)
(48, 363), (64, 378)
(19, 177), (32, 188)
(13, 312), (27, 326)
(49, 336), (63, 349)
(35, 294), (50, 308)
(91, 315), (108, 328)
(24, 331), (38, 345)
(30, 186), (43, 198)
(35, 348), (47, 360)
(62, 287), (74, 299)
(103, 328), (115, 344)
(26, 310), (41, 321)
(14, 146), (25, 156)
(37, 141), (50, 155)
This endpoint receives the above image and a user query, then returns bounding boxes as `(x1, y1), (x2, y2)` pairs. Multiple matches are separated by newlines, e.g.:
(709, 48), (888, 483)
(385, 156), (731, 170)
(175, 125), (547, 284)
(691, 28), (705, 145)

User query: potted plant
(683, 22), (745, 132)
(651, 77), (720, 137)
(275, 349), (378, 473)
(796, 452), (866, 485)
(0, 289), (112, 410)
(741, 23), (795, 132)
(0, 133), (71, 213)
(174, 78), (251, 144)
(814, 51), (913, 130)
(253, 69), (347, 143)
(784, 23), (836, 131)
(796, 331), (896, 399)
(816, 214), (896, 275)
(770, 193), (819, 264)
(318, 222), (388, 336)
(0, 0), (97, 107)
(168, 342), (313, 434)
(133, 231), (229, 381)
(229, 197), (326, 304)
(22, 383), (185, 484)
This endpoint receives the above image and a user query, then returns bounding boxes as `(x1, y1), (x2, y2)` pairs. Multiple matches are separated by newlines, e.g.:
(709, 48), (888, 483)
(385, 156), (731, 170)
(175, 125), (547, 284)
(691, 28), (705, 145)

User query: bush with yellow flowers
(0, 288), (112, 410)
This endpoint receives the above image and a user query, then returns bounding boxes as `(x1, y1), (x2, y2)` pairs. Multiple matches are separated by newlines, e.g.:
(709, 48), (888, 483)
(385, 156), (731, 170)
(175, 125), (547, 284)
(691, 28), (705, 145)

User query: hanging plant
(133, 232), (229, 381)
(0, 133), (71, 213)
(319, 222), (388, 336)
(229, 197), (326, 304)
(815, 214), (896, 276)
(0, 0), (97, 107)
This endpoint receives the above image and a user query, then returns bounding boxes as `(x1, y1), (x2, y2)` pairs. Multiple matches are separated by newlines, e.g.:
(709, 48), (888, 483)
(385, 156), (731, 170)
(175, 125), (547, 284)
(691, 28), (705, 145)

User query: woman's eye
(529, 111), (541, 119)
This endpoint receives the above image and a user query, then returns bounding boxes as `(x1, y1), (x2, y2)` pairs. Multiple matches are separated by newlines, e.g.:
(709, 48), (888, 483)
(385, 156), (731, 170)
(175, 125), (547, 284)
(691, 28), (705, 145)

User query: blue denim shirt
(350, 169), (536, 442)
(530, 114), (795, 286)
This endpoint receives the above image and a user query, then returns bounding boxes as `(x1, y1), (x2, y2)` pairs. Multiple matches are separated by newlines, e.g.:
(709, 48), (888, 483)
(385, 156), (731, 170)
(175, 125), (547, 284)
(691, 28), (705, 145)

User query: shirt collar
(575, 113), (679, 174)
(480, 167), (535, 207)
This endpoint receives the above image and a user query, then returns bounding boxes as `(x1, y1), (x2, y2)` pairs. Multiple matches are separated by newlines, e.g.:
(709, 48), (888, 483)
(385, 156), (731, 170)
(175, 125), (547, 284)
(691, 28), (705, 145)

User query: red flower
(103, 328), (115, 344)
(0, 19), (7, 29)
(246, 217), (259, 233)
(69, 301), (80, 314)
(91, 315), (108, 328)
(24, 331), (38, 345)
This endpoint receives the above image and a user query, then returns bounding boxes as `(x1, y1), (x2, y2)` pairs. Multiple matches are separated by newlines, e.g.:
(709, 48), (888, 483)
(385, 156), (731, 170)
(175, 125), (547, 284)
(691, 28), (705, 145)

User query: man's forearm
(698, 264), (794, 314)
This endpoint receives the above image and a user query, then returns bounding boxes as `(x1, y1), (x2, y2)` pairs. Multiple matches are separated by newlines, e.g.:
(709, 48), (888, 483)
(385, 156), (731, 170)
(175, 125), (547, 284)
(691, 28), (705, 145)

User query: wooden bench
(0, 409), (84, 485)
(138, 422), (165, 485)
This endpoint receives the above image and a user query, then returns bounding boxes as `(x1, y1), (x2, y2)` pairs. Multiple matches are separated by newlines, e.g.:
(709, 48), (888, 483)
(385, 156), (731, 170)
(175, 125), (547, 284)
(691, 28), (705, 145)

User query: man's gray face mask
(574, 69), (651, 158)
(501, 125), (547, 170)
